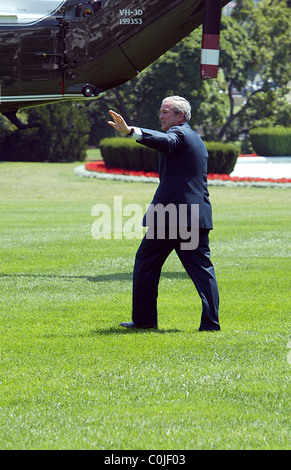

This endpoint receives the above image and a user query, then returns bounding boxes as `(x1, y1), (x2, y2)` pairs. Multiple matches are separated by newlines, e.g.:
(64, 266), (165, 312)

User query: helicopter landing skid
(2, 110), (40, 130)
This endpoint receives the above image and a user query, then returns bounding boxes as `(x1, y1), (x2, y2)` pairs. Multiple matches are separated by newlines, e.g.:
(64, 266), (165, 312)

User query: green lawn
(0, 161), (290, 450)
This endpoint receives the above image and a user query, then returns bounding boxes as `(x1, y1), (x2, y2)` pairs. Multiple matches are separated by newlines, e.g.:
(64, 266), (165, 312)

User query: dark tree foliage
(0, 102), (90, 162)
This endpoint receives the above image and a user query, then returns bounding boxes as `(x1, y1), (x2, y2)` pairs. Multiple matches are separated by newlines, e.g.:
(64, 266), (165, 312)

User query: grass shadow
(90, 326), (182, 335)
(0, 271), (188, 283)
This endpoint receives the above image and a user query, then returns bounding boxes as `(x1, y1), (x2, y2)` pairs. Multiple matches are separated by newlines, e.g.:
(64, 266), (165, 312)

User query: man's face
(159, 101), (184, 131)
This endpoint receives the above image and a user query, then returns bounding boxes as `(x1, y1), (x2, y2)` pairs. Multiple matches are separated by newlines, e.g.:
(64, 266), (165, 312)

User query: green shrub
(99, 138), (239, 175)
(249, 127), (291, 156)
(100, 138), (159, 172)
(206, 142), (239, 174)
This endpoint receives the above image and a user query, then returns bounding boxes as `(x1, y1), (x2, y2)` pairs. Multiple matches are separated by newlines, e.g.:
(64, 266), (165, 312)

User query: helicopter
(0, 0), (230, 129)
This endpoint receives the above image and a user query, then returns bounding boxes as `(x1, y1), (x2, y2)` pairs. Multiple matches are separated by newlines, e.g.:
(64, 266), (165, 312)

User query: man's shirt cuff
(128, 127), (142, 141)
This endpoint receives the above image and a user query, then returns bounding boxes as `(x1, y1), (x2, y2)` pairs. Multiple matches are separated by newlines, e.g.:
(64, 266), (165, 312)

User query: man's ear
(178, 111), (185, 123)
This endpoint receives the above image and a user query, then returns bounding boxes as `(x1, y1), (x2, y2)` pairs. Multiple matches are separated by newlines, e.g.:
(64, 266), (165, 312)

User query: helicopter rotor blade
(200, 0), (222, 79)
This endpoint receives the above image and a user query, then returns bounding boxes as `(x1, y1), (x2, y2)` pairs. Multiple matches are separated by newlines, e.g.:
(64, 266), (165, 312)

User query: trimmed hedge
(99, 138), (239, 175)
(206, 142), (239, 174)
(249, 127), (291, 156)
(100, 138), (159, 172)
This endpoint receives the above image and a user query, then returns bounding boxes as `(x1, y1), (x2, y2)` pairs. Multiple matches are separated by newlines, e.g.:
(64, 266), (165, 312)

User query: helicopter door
(0, 27), (63, 102)
(0, 1), (66, 101)
(19, 24), (64, 96)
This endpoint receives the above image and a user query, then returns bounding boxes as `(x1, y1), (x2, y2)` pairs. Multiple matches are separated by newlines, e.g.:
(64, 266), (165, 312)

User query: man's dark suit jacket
(138, 122), (213, 230)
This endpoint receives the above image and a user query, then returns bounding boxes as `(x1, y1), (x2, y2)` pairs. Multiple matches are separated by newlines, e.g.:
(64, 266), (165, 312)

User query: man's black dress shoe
(120, 321), (157, 329)
(198, 327), (220, 331)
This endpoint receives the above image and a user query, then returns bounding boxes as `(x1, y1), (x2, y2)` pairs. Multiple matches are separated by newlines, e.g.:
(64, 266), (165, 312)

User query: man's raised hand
(107, 110), (131, 134)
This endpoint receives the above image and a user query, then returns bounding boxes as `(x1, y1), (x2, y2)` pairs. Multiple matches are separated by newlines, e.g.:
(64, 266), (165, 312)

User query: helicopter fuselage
(0, 0), (229, 119)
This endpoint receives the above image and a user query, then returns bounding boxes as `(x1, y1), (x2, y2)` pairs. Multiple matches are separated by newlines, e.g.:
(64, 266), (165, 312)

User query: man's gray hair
(162, 96), (191, 122)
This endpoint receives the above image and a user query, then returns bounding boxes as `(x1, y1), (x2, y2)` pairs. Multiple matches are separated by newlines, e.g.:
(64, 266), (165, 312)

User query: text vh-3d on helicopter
(0, 0), (230, 128)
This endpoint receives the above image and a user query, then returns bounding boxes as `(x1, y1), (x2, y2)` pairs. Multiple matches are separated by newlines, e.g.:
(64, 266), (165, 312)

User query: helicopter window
(0, 0), (66, 24)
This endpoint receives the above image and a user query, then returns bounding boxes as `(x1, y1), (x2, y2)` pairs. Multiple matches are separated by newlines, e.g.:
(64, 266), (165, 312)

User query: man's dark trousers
(132, 228), (220, 330)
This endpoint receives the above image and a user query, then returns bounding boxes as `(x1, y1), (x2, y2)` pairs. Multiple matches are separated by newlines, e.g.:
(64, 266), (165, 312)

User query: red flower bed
(85, 161), (159, 178)
(238, 153), (258, 158)
(85, 160), (291, 184)
(208, 174), (291, 183)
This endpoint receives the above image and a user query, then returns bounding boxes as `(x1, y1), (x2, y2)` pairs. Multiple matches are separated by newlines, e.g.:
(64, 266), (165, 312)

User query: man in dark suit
(108, 96), (220, 331)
